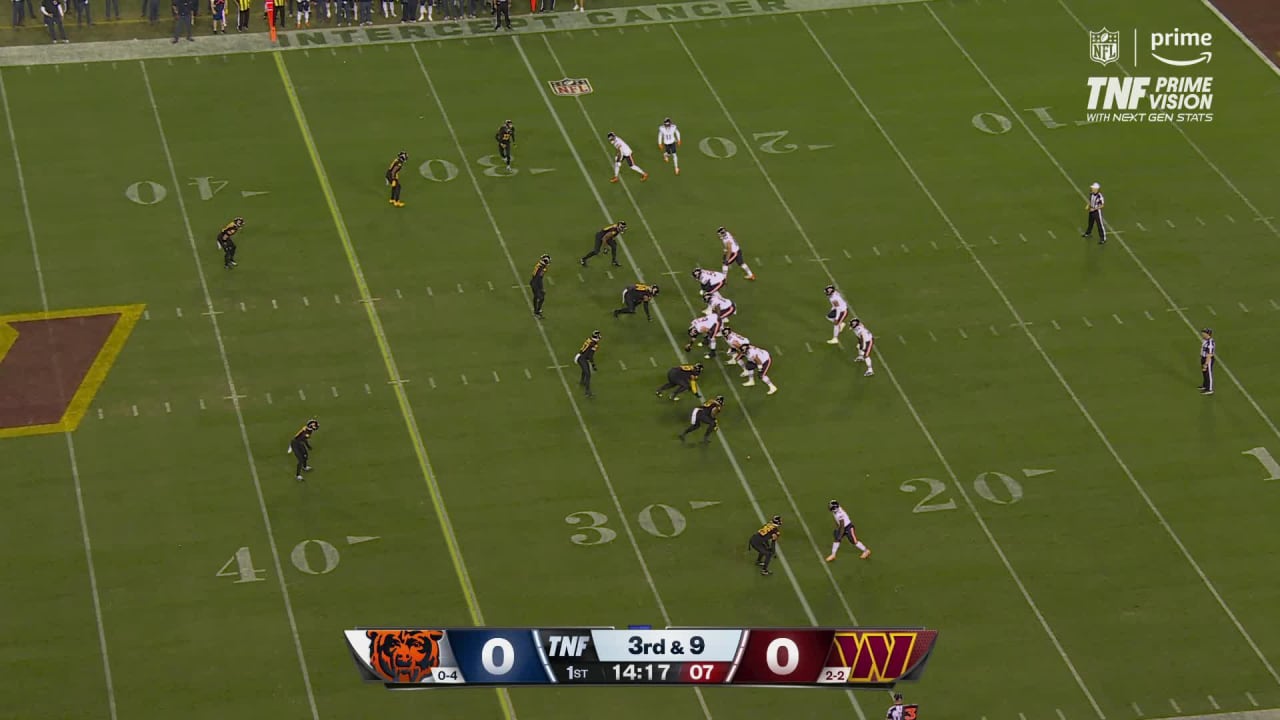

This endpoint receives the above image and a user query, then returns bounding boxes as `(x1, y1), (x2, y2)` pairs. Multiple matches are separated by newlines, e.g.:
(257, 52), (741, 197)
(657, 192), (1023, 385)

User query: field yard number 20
(900, 471), (1025, 513)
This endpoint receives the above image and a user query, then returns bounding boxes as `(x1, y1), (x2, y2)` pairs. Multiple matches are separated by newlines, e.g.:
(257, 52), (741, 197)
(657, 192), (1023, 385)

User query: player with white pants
(850, 318), (874, 376)
(691, 266), (726, 294)
(607, 132), (648, 183)
(824, 285), (849, 344)
(739, 343), (778, 395)
(720, 326), (750, 369)
(825, 500), (871, 561)
(658, 117), (682, 175)
(684, 314), (722, 357)
(718, 227), (755, 280)
(703, 291), (736, 322)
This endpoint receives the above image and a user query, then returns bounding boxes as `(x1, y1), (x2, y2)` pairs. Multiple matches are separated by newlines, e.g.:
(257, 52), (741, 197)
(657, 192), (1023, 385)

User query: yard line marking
(1144, 311), (1154, 320)
(428, 377), (436, 389)
(456, 283), (464, 294)
(843, 248), (853, 258)
(395, 288), (403, 299)
(426, 286), (434, 296)
(1048, 229), (1057, 239)
(1207, 305), (1217, 316)
(958, 327), (969, 339)
(131, 405), (138, 417)
(1271, 299), (1280, 311)
(1196, 217), (1206, 227)
(298, 388), (306, 400)
(523, 368), (532, 380)
(143, 309), (150, 320)
(1209, 695), (1220, 710)
(805, 342), (814, 353)
(605, 270), (614, 280)
(1225, 213), (1237, 223)
(333, 293), (341, 304)
(988, 325), (999, 336)
(1112, 313), (1123, 325)
(617, 360), (628, 371)
(872, 245), (881, 256)
(140, 61), (317, 720)
(806, 16), (1105, 716)
(1136, 222), (1148, 232)
(357, 297), (380, 305)
(176, 307), (184, 318)
(1057, 710), (1067, 720)
(808, 257), (830, 262)
(492, 371), (500, 383)
(929, 5), (1280, 689)
(1239, 302), (1250, 313)
(901, 243), (911, 253)
(202, 309), (222, 316)
(4, 70), (121, 720)
(330, 386), (339, 397)
(1082, 316), (1094, 328)
(424, 42), (700, 720)
(460, 374), (468, 386)
(1165, 218), (1176, 229)
(1131, 703), (1143, 717)
(785, 254), (793, 264)
(1246, 692), (1259, 707)
(276, 57), (510, 720)
(928, 330), (937, 342)
(364, 383), (371, 395)
(1052, 319), (1061, 330)
(199, 398), (206, 410)
(897, 335), (907, 344)
(1020, 713), (1028, 720)
(266, 392), (273, 405)
(239, 301), (247, 312)
(272, 298), (278, 309)
(930, 240), (939, 250)
(649, 356), (658, 367)
(1169, 700), (1181, 713)
(303, 295), (310, 306)
(990, 236), (999, 246)
(164, 401), (171, 413)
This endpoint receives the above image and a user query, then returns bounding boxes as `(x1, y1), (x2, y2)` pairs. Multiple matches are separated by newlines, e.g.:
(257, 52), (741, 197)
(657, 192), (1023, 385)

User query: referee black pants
(748, 534), (774, 571)
(1201, 356), (1214, 393)
(1084, 209), (1106, 243)
(492, 0), (508, 27)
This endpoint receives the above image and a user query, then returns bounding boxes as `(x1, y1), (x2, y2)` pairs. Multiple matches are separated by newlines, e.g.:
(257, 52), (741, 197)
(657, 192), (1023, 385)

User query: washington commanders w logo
(0, 305), (144, 439)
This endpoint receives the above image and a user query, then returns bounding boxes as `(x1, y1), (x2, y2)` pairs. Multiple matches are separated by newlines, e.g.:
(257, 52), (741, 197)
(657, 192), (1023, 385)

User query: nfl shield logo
(549, 78), (593, 96)
(1089, 28), (1119, 65)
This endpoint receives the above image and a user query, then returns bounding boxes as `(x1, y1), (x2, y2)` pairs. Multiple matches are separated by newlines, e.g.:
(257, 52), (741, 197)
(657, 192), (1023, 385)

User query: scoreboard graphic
(345, 627), (937, 688)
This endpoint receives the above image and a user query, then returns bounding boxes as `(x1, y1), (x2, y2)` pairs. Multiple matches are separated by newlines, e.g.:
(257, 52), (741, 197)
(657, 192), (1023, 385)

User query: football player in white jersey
(825, 500), (871, 561)
(657, 118), (682, 176)
(824, 285), (850, 344)
(717, 226), (755, 280)
(850, 318), (874, 376)
(683, 313), (722, 357)
(691, 266), (726, 294)
(739, 343), (778, 395)
(720, 325), (750, 368)
(703, 290), (736, 322)
(607, 132), (648, 183)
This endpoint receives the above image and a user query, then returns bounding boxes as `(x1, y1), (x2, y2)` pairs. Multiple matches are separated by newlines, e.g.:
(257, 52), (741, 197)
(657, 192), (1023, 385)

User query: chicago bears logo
(365, 629), (445, 683)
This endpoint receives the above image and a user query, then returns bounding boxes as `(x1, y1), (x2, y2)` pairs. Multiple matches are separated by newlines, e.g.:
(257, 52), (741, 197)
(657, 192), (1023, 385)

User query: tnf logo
(1086, 76), (1151, 110)
(546, 635), (591, 657)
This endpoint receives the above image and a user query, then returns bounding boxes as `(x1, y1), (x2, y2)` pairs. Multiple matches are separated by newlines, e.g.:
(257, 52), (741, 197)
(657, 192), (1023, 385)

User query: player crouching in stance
(718, 226), (755, 281)
(684, 313), (722, 358)
(216, 216), (244, 269)
(721, 325), (751, 369)
(581, 221), (626, 268)
(826, 500), (871, 561)
(386, 150), (407, 207)
(738, 343), (778, 395)
(824, 285), (850, 344)
(656, 362), (702, 401)
(679, 394), (724, 444)
(607, 132), (648, 183)
(658, 117), (681, 175)
(612, 282), (659, 321)
(749, 515), (782, 576)
(289, 419), (319, 481)
(692, 266), (726, 294)
(703, 290), (736, 322)
(850, 317), (874, 377)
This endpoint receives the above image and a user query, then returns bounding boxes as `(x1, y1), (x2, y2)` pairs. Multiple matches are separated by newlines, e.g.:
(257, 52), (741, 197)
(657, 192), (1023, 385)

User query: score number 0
(766, 637), (800, 675)
(482, 638), (515, 676)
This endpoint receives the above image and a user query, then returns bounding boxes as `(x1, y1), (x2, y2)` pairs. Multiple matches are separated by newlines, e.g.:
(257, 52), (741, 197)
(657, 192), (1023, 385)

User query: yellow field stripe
(271, 52), (515, 720)
(0, 303), (145, 439)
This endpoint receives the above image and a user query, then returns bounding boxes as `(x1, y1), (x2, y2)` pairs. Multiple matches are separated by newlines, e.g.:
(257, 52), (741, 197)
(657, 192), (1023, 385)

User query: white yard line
(928, 6), (1280, 687)
(139, 61), (320, 720)
(1050, 0), (1280, 445)
(414, 43), (708, 720)
(0, 70), (118, 720)
(798, 16), (1104, 717)
(529, 33), (870, 717)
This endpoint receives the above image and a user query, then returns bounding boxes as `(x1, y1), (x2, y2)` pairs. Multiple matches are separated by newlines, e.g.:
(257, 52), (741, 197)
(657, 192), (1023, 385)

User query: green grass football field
(2, 0), (1280, 718)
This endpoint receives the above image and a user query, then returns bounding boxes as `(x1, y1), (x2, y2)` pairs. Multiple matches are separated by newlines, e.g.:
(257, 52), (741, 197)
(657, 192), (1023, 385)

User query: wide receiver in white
(738, 343), (778, 395)
(718, 226), (755, 281)
(658, 117), (682, 176)
(683, 313), (722, 358)
(826, 500), (871, 561)
(824, 285), (850, 345)
(850, 317), (874, 376)
(607, 132), (648, 183)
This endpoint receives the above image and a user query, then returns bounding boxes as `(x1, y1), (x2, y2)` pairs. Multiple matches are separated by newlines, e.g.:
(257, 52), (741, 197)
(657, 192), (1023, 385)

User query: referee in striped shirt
(1200, 328), (1215, 395)
(1082, 182), (1106, 244)
(886, 694), (907, 720)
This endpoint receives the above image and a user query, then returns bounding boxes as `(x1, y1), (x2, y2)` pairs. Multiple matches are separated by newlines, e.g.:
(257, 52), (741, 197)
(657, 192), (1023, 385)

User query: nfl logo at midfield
(549, 77), (594, 96)
(1089, 28), (1119, 65)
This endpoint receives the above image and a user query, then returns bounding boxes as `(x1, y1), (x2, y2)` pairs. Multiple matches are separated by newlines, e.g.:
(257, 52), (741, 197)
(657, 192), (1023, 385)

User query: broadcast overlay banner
(346, 627), (937, 688)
